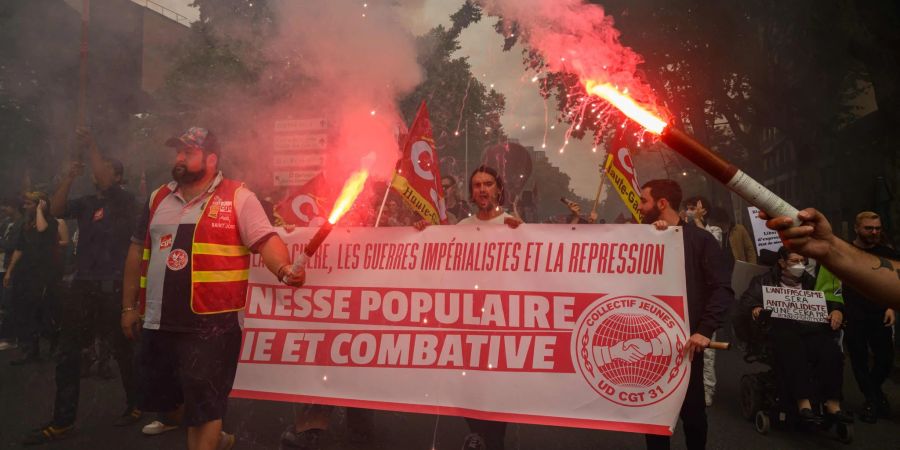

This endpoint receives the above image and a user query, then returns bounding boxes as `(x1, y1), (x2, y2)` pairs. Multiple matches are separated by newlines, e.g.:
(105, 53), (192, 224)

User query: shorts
(139, 328), (242, 426)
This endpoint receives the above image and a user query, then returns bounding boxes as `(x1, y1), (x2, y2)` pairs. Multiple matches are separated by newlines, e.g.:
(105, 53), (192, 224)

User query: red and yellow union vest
(139, 178), (251, 315)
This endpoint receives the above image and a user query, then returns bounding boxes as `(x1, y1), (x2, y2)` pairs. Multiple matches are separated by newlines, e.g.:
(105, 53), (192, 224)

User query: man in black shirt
(0, 198), (24, 349)
(843, 211), (898, 423)
(22, 128), (140, 445)
(4, 193), (61, 365)
(637, 179), (734, 450)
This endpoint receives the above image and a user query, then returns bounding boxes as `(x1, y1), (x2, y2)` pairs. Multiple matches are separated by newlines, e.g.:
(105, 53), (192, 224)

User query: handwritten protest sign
(232, 224), (689, 435)
(748, 206), (781, 255)
(762, 286), (829, 323)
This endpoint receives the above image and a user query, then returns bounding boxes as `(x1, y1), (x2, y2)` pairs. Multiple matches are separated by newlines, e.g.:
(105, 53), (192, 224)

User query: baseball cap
(165, 127), (220, 154)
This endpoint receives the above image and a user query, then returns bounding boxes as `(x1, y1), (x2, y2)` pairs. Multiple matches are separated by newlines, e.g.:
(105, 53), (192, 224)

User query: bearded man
(120, 127), (305, 450)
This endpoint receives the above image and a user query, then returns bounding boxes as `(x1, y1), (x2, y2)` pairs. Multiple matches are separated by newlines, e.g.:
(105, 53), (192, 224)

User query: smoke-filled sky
(139, 0), (673, 201)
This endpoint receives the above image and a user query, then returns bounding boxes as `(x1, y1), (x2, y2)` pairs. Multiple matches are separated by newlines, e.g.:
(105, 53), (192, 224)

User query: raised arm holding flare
(763, 208), (900, 308)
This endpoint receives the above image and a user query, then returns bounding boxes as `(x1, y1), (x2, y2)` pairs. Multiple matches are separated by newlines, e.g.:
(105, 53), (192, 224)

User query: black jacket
(681, 222), (735, 338)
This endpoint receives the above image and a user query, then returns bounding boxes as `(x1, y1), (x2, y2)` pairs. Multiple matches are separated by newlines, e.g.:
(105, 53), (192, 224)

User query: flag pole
(77, 0), (90, 128)
(374, 174), (393, 227)
(464, 119), (469, 177)
(75, 0), (90, 163)
(377, 125), (408, 228)
(590, 169), (604, 217)
(590, 144), (610, 219)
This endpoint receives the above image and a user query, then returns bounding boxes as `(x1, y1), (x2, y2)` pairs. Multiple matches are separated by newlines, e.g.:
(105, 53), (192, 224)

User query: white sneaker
(0, 340), (18, 351)
(142, 420), (178, 436)
(217, 432), (235, 450)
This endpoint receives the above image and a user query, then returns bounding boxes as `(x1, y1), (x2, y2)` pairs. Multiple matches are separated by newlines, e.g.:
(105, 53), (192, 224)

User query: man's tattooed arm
(872, 257), (900, 281)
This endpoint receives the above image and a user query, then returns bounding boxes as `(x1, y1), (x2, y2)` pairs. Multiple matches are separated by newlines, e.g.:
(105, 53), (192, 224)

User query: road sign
(273, 118), (329, 133)
(273, 134), (327, 152)
(272, 153), (324, 168)
(272, 117), (329, 186)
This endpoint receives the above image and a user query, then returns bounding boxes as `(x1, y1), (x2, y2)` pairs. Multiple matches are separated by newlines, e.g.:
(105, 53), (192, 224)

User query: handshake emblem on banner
(594, 333), (672, 365)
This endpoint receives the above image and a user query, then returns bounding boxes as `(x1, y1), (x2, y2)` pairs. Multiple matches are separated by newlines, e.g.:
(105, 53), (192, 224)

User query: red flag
(391, 101), (447, 224)
(274, 173), (329, 227)
(603, 130), (643, 223)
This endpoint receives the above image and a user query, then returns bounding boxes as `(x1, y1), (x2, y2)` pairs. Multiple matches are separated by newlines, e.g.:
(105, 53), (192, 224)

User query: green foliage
(491, 0), (900, 228)
(161, 0), (275, 111)
(399, 3), (507, 184)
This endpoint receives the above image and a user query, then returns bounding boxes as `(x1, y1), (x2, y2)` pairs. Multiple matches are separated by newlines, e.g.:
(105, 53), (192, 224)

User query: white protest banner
(747, 206), (782, 255)
(762, 286), (829, 323)
(232, 224), (690, 435)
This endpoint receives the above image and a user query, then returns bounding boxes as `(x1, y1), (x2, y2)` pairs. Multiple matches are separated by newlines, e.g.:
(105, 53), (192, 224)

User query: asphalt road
(1, 341), (899, 450)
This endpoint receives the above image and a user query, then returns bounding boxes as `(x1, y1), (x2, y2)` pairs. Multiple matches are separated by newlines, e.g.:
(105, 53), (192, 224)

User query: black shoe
(461, 433), (487, 450)
(859, 402), (877, 424)
(280, 428), (322, 450)
(22, 424), (74, 445)
(826, 409), (854, 424)
(798, 408), (821, 424)
(113, 406), (142, 427)
(876, 395), (892, 418)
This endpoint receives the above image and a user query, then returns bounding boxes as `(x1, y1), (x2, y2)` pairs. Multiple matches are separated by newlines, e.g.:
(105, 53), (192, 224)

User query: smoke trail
(477, 0), (665, 117)
(257, 0), (423, 188)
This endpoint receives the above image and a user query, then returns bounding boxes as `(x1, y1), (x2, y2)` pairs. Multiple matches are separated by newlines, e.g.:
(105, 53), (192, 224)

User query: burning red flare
(586, 80), (799, 224)
(586, 82), (667, 134)
(289, 168), (370, 281)
(328, 169), (369, 224)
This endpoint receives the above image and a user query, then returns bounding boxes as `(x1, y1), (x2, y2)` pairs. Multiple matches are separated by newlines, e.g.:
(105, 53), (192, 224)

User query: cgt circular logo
(571, 295), (688, 407)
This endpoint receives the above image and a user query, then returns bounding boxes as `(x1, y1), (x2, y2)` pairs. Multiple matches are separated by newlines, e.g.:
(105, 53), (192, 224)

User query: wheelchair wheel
(740, 375), (761, 420)
(755, 411), (771, 435)
(835, 422), (853, 444)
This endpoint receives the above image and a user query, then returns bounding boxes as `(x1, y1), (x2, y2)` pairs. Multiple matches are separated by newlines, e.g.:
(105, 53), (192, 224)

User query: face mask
(786, 264), (805, 278)
(685, 210), (697, 220)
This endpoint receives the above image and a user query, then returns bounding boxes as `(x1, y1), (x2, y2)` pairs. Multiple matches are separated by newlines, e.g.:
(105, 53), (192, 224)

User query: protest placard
(747, 206), (782, 255)
(762, 285), (829, 323)
(232, 224), (690, 435)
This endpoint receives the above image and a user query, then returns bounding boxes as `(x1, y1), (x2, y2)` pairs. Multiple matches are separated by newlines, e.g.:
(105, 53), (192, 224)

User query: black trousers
(772, 328), (842, 402)
(845, 313), (894, 402)
(10, 276), (57, 356)
(52, 280), (138, 426)
(139, 329), (241, 426)
(645, 355), (706, 450)
(466, 418), (507, 450)
(0, 283), (14, 339)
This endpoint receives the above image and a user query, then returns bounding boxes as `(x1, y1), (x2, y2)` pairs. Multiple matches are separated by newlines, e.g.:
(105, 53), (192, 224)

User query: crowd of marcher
(1, 125), (898, 450)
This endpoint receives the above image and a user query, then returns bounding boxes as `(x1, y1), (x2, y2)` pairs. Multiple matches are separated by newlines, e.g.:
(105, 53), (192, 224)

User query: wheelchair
(733, 306), (854, 444)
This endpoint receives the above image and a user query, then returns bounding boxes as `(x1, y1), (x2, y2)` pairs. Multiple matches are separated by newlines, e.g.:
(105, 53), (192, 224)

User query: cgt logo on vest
(209, 197), (236, 229)
(166, 248), (188, 271)
(208, 196), (234, 219)
(571, 295), (687, 407)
